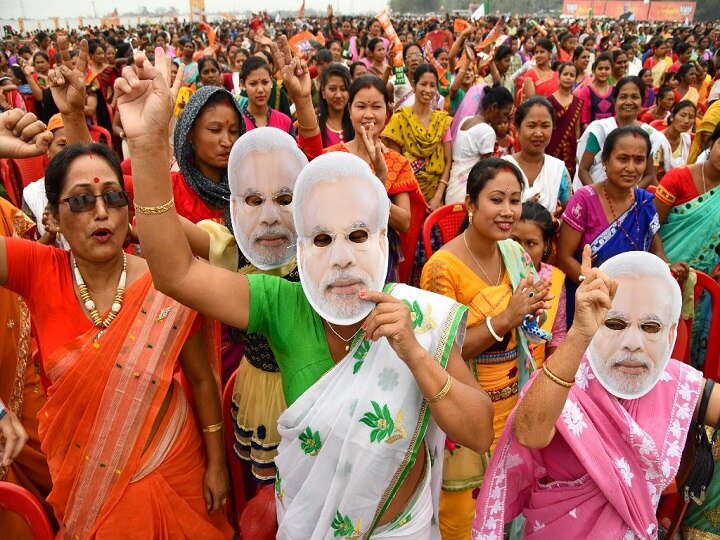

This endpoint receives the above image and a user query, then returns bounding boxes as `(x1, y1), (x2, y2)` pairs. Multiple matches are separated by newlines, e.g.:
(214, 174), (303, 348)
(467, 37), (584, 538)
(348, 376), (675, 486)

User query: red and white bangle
(0, 398), (7, 420)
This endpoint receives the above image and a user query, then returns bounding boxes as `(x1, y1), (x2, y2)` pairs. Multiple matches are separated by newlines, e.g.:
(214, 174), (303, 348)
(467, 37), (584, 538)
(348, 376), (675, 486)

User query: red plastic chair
(695, 271), (720, 379)
(9, 155), (48, 192)
(422, 202), (467, 259)
(89, 125), (113, 146)
(222, 368), (248, 530)
(0, 483), (54, 540)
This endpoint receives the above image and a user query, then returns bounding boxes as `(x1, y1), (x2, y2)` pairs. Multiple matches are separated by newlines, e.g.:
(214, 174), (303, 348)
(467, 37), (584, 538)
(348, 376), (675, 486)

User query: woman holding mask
(421, 158), (551, 540)
(325, 75), (425, 284)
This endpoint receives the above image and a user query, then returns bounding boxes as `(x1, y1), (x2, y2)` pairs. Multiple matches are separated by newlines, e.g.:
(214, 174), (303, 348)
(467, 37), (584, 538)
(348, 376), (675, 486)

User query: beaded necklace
(72, 253), (127, 329)
(602, 183), (640, 250)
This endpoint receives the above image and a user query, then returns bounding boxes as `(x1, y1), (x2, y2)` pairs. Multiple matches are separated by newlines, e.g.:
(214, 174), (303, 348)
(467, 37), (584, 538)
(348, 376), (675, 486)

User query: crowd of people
(1, 8), (720, 539)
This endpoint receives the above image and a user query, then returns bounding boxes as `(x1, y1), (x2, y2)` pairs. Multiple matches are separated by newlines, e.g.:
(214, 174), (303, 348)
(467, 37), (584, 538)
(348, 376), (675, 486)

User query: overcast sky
(3, 0), (387, 19)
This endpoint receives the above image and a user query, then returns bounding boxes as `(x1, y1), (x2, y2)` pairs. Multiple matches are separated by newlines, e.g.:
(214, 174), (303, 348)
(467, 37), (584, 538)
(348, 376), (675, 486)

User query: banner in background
(561, 0), (695, 21)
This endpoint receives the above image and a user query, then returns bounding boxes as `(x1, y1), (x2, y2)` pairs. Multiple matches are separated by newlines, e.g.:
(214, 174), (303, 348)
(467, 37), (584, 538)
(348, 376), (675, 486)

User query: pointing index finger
(580, 244), (592, 280)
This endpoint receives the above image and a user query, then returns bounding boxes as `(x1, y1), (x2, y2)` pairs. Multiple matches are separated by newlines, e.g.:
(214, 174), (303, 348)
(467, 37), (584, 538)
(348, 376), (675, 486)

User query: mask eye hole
(348, 230), (369, 243)
(313, 233), (332, 247)
(604, 319), (628, 331)
(274, 194), (293, 206)
(640, 322), (663, 334)
(245, 195), (264, 207)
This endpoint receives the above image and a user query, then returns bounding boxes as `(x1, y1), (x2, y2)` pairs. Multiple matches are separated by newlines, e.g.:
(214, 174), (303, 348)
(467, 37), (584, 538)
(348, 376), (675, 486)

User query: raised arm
(513, 246), (617, 449)
(48, 36), (92, 145)
(115, 49), (251, 330)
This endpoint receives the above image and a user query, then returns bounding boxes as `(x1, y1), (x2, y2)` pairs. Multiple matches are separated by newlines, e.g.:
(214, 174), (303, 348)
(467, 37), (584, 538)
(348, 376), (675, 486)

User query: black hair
(677, 62), (695, 82)
(45, 143), (124, 211)
(670, 99), (696, 118)
(638, 67), (651, 81)
(514, 96), (554, 127)
(366, 37), (384, 56)
(197, 56), (220, 75)
(656, 85), (674, 101)
(318, 64), (354, 147)
(316, 48), (333, 65)
(413, 63), (438, 85)
(592, 52), (612, 71)
(674, 42), (691, 56)
(349, 74), (390, 108)
(481, 85), (514, 111)
(432, 47), (447, 59)
(32, 51), (49, 63)
(403, 42), (422, 60)
(601, 125), (651, 161)
(557, 62), (578, 77)
(494, 45), (513, 62)
(573, 45), (587, 62)
(241, 55), (272, 80)
(613, 75), (644, 101)
(459, 158), (525, 233)
(520, 201), (556, 243)
(536, 37), (553, 53)
(349, 62), (367, 78)
(10, 65), (27, 85)
(610, 49), (627, 64)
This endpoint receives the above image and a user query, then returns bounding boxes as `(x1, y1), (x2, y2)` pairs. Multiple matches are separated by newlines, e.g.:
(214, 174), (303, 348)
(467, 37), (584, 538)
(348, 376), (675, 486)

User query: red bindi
(93, 176), (100, 184)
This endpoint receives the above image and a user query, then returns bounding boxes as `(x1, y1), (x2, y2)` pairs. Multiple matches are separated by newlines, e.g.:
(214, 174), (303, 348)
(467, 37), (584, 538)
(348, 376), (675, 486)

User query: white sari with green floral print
(274, 284), (467, 539)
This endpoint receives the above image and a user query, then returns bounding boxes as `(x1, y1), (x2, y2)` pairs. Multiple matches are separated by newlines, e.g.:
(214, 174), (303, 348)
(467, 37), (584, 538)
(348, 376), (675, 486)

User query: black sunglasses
(60, 191), (130, 213)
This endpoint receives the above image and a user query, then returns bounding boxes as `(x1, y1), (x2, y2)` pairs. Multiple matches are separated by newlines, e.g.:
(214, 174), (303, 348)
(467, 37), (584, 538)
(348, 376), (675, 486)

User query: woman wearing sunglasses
(0, 141), (233, 538)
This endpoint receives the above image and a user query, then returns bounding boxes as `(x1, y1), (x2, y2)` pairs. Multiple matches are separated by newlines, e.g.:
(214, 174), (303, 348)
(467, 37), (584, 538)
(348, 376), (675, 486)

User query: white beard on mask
(297, 234), (389, 326)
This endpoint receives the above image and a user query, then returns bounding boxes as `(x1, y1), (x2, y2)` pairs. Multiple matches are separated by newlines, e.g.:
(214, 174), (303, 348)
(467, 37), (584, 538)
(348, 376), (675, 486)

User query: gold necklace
(73, 253), (127, 329)
(463, 232), (502, 286)
(324, 320), (363, 352)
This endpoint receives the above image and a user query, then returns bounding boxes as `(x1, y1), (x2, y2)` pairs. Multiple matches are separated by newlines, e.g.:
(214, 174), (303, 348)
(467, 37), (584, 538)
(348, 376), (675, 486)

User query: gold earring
(468, 211), (474, 222)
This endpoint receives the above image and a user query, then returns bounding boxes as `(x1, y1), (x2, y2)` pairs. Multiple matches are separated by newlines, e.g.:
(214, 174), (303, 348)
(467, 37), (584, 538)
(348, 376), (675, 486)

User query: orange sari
(0, 199), (52, 539)
(38, 273), (232, 539)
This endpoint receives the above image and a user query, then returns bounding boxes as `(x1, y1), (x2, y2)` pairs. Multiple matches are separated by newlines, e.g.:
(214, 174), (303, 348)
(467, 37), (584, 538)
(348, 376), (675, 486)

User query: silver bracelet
(486, 316), (503, 342)
(0, 398), (7, 420)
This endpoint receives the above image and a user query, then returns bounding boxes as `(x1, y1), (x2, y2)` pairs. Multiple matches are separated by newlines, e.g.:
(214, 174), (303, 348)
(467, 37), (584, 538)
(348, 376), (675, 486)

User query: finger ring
(578, 275), (586, 282)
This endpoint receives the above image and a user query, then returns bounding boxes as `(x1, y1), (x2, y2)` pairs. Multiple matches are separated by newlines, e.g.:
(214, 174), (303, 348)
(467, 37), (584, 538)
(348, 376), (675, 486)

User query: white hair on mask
(598, 251), (681, 324)
(293, 152), (390, 237)
(228, 127), (308, 195)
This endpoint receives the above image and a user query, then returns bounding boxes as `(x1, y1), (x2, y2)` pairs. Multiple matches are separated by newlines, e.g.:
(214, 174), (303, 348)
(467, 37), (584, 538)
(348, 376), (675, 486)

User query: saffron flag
(299, 0), (305, 18)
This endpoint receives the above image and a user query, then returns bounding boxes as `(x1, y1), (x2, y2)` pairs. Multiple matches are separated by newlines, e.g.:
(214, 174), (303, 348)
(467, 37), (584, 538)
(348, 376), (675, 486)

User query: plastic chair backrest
(89, 125), (112, 147)
(671, 315), (689, 363)
(695, 271), (720, 379)
(0, 482), (54, 540)
(10, 155), (47, 191)
(423, 202), (467, 259)
(222, 368), (247, 530)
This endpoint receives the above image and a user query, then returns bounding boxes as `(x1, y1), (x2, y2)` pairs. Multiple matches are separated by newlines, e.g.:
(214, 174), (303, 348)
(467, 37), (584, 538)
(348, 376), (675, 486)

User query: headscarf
(173, 85), (245, 221)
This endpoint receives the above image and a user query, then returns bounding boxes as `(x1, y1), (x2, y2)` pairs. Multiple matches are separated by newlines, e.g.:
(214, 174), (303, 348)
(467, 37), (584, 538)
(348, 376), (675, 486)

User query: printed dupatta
(274, 284), (467, 539)
(38, 274), (200, 538)
(472, 359), (703, 540)
(497, 239), (547, 390)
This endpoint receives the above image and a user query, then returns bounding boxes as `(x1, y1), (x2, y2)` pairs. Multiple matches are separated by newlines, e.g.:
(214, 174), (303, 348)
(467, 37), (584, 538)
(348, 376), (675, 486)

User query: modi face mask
(228, 128), (308, 270)
(294, 153), (390, 326)
(585, 253), (679, 400)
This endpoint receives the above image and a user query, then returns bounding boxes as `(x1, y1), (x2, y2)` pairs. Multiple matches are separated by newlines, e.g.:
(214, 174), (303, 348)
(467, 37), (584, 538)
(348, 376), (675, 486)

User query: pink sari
(472, 358), (703, 539)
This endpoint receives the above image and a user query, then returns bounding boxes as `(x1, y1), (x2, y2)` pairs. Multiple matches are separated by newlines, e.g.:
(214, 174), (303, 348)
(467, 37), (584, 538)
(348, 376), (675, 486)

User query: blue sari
(566, 189), (660, 326)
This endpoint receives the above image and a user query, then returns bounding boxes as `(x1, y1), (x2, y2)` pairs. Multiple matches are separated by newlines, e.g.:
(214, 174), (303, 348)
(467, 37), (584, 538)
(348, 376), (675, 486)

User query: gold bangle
(427, 374), (452, 403)
(201, 421), (223, 433)
(134, 198), (175, 215)
(541, 362), (575, 388)
(296, 121), (316, 131)
(438, 179), (449, 186)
